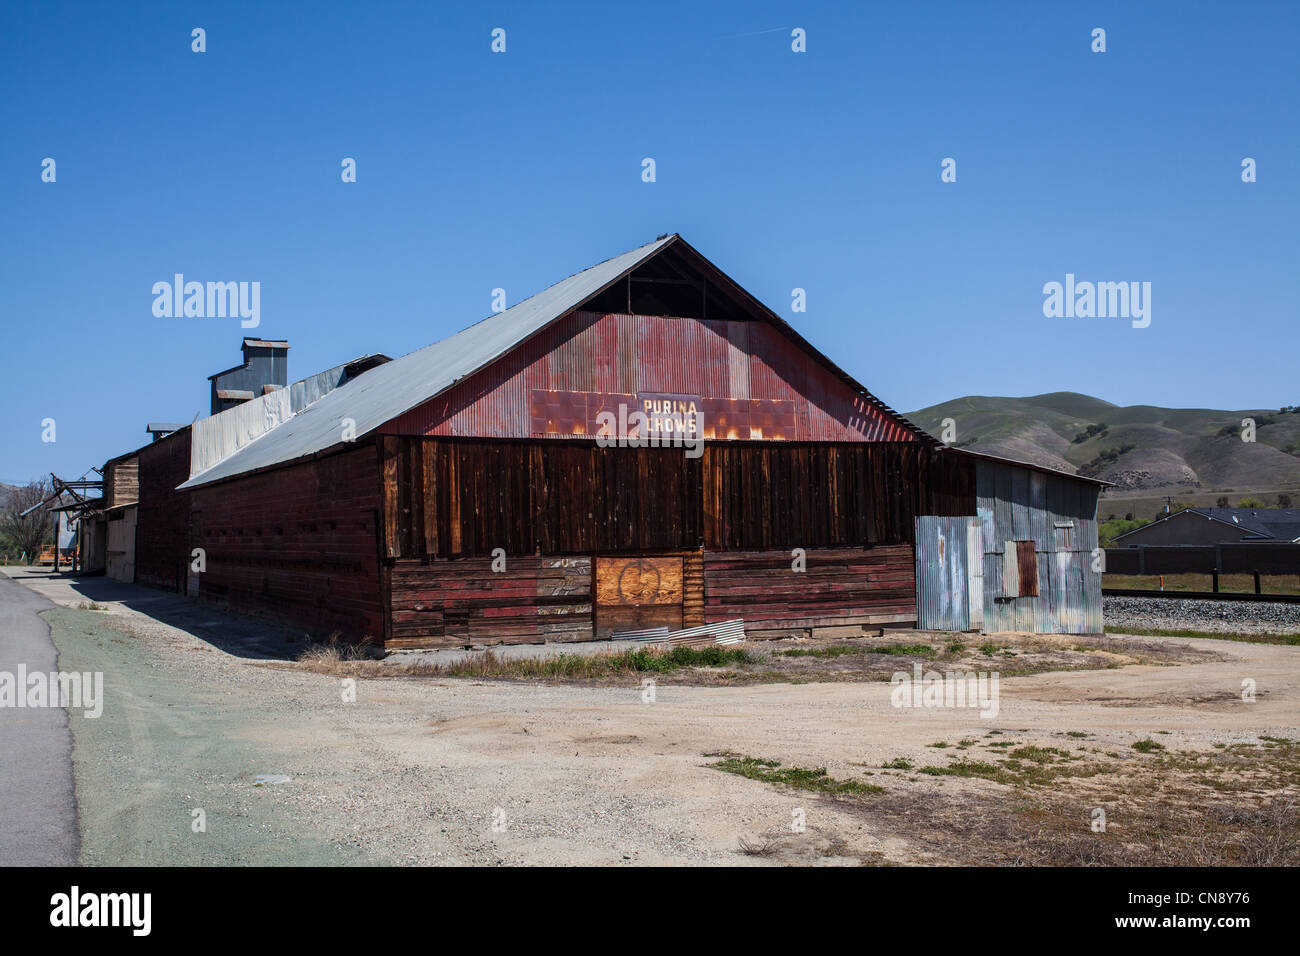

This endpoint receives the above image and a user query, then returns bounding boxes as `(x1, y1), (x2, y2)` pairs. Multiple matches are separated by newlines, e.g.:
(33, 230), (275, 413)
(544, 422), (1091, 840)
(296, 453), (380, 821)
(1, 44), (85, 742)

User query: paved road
(0, 573), (79, 864)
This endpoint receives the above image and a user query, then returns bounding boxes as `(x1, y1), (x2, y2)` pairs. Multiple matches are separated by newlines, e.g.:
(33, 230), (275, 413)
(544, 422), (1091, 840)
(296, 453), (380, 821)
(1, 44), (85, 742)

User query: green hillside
(906, 393), (1300, 508)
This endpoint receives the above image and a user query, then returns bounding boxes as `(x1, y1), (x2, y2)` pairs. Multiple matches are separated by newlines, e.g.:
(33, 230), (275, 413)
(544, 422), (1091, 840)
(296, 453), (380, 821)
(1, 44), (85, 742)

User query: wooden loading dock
(177, 234), (1103, 646)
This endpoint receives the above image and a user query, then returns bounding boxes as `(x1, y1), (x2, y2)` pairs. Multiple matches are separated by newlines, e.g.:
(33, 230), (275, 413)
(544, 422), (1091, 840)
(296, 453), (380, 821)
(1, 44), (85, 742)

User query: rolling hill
(906, 393), (1300, 511)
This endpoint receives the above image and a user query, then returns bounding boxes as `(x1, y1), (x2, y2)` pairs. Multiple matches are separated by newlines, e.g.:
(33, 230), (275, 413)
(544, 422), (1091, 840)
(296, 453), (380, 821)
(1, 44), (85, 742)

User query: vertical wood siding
(380, 437), (974, 560)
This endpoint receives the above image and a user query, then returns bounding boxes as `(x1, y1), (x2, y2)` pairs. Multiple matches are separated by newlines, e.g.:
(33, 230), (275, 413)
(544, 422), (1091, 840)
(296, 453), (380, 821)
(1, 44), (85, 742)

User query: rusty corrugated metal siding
(380, 311), (917, 443)
(975, 459), (1101, 634)
(915, 515), (973, 630)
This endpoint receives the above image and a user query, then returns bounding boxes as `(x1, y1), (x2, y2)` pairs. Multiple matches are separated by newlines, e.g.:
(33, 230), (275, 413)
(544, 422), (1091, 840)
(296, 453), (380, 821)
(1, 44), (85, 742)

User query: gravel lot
(6, 568), (1298, 866)
(1104, 595), (1300, 635)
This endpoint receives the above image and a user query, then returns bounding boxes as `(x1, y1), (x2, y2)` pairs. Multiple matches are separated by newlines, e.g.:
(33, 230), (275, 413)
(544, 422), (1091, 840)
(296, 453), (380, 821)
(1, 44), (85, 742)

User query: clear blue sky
(3, 1), (1297, 484)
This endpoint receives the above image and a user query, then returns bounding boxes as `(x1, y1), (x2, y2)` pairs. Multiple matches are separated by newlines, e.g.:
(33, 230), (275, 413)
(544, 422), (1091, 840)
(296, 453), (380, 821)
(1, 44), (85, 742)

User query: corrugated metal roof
(180, 236), (675, 489)
(946, 447), (1111, 486)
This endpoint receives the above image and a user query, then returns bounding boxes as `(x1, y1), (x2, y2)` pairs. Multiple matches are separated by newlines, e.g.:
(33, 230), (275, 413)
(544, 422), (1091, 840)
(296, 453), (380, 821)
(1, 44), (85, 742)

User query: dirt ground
(4, 567), (1297, 866)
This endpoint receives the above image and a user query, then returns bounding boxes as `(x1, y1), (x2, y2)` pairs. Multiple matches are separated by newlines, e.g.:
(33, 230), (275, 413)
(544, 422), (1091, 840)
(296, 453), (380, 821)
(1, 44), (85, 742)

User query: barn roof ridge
(180, 234), (939, 489)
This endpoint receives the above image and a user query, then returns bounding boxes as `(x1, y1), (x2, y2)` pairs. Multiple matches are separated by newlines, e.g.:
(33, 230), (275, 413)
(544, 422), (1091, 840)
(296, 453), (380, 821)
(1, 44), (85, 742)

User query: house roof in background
(1115, 506), (1300, 542)
(1192, 507), (1300, 541)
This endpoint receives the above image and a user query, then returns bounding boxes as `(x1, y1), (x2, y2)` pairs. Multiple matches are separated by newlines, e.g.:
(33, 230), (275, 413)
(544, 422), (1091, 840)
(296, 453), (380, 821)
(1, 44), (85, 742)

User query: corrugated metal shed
(915, 459), (1102, 635)
(975, 459), (1102, 634)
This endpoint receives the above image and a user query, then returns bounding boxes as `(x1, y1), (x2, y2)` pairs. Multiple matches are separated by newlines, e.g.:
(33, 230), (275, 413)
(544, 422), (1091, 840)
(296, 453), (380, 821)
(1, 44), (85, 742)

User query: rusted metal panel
(615, 312), (640, 392)
(914, 515), (972, 630)
(974, 460), (1101, 634)
(1016, 541), (1039, 597)
(725, 320), (750, 398)
(383, 310), (918, 444)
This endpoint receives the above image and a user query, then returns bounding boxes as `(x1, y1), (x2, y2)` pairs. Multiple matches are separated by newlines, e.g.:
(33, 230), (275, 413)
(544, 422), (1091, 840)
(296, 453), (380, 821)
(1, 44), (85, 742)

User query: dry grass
(736, 836), (779, 857)
(290, 640), (753, 682)
(285, 629), (1220, 686)
(295, 633), (386, 668)
(731, 735), (1300, 865)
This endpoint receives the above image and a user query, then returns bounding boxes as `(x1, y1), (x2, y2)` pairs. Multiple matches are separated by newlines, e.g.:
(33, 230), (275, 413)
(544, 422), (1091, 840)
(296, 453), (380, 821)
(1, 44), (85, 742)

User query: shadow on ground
(0, 567), (304, 661)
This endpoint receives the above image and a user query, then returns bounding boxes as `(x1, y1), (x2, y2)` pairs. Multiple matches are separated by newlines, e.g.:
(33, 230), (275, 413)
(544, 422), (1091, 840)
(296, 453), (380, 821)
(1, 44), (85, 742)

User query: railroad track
(1103, 588), (1300, 605)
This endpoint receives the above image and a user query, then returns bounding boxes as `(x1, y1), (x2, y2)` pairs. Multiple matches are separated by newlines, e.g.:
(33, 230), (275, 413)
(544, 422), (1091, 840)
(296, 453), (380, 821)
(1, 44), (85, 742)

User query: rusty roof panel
(386, 309), (918, 444)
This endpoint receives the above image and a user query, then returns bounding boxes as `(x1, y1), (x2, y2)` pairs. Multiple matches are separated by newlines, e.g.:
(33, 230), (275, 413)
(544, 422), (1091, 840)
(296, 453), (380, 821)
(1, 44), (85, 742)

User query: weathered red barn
(176, 235), (1102, 645)
(134, 426), (194, 592)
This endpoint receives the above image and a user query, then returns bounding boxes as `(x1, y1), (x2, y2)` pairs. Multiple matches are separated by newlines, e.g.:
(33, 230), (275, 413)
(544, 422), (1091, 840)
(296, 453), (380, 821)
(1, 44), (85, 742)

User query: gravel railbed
(1104, 595), (1300, 635)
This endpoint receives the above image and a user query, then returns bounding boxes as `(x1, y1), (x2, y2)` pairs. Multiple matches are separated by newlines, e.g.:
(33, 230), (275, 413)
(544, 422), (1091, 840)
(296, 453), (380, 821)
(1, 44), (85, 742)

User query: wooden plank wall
(703, 443), (974, 549)
(381, 436), (973, 558)
(378, 436), (973, 646)
(380, 436), (702, 558)
(682, 550), (705, 627)
(191, 444), (384, 639)
(105, 456), (140, 508)
(134, 428), (192, 592)
(703, 545), (916, 633)
(389, 555), (591, 648)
